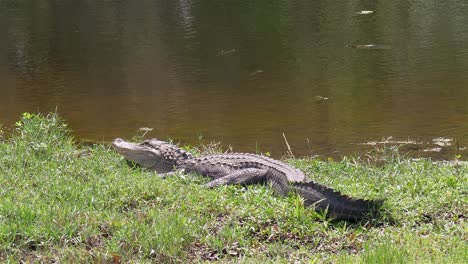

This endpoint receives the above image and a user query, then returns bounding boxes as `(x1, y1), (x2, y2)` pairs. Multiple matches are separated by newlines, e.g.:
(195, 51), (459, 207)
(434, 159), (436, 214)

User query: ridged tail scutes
(291, 181), (382, 221)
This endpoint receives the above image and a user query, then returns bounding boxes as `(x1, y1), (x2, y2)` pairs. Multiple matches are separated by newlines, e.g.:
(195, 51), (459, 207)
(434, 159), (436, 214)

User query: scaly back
(189, 153), (307, 182)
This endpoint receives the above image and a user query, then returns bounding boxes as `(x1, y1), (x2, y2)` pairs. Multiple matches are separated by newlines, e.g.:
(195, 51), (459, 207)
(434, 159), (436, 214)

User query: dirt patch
(188, 241), (244, 261)
(208, 213), (229, 236)
(248, 220), (371, 255)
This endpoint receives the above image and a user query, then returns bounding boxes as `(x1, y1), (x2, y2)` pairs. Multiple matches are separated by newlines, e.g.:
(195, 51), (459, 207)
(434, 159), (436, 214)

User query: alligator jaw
(112, 138), (160, 168)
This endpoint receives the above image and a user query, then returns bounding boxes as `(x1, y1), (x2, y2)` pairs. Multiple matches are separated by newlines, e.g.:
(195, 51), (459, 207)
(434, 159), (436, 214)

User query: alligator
(112, 138), (382, 220)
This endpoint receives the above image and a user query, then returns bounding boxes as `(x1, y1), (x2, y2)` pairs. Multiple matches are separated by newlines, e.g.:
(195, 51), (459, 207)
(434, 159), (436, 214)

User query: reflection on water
(0, 0), (467, 158)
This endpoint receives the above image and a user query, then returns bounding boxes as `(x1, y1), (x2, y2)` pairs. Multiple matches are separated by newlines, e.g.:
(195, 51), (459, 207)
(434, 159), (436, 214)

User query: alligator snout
(113, 138), (124, 145)
(112, 138), (128, 152)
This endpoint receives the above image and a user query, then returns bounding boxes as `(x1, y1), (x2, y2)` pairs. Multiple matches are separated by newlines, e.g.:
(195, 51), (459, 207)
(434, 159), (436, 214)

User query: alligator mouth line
(112, 138), (159, 168)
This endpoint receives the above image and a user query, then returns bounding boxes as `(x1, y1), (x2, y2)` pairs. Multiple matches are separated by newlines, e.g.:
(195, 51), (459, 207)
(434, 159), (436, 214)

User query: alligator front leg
(205, 168), (289, 196)
(156, 169), (186, 178)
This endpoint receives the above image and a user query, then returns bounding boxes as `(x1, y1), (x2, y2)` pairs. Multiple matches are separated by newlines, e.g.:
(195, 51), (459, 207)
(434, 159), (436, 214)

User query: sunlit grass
(0, 113), (466, 263)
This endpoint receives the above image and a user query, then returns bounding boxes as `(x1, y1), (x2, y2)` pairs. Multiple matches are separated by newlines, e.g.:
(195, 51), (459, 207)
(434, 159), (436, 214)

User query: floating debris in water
(314, 96), (329, 102)
(249, 70), (264, 76)
(354, 137), (421, 146)
(346, 44), (391, 50)
(356, 10), (374, 15)
(351, 136), (466, 160)
(217, 49), (237, 56)
(432, 137), (452, 147)
(423, 147), (442, 152)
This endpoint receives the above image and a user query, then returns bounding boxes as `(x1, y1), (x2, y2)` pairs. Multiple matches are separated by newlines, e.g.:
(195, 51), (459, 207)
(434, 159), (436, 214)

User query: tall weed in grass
(0, 113), (466, 263)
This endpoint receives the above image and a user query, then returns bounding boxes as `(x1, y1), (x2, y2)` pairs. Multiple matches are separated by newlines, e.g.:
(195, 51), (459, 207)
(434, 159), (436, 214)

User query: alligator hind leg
(205, 168), (268, 188)
(205, 168), (290, 196)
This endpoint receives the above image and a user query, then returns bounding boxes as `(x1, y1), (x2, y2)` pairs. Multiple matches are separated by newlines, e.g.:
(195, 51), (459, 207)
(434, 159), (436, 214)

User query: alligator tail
(291, 181), (382, 221)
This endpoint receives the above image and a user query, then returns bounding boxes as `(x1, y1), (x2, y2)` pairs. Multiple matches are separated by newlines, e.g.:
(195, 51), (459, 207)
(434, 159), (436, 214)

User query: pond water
(1, 0), (467, 158)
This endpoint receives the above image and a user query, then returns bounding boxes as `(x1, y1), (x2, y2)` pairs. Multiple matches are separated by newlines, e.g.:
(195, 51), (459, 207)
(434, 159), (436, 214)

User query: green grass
(0, 113), (466, 263)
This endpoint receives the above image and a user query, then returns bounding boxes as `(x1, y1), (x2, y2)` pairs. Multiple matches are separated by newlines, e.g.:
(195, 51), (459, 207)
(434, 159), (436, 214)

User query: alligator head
(112, 138), (192, 172)
(112, 138), (163, 169)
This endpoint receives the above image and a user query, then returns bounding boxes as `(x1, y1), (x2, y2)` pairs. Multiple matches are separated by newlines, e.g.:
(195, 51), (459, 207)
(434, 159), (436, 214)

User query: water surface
(1, 0), (467, 158)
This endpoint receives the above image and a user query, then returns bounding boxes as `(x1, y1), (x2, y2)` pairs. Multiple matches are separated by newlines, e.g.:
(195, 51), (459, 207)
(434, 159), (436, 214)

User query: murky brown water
(1, 0), (467, 158)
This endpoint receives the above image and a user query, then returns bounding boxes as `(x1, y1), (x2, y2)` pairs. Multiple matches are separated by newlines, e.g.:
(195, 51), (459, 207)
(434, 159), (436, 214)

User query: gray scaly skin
(112, 138), (381, 220)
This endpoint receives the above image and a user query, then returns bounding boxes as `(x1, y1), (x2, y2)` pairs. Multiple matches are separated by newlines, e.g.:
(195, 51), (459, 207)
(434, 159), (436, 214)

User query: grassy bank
(0, 113), (466, 263)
